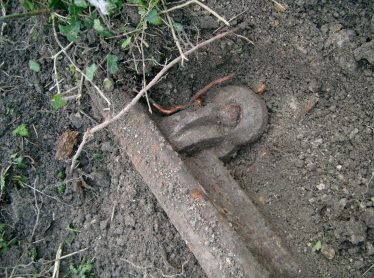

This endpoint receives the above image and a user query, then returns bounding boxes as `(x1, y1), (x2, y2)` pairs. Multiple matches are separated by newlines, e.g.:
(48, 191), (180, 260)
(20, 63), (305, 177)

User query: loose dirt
(0, 0), (373, 277)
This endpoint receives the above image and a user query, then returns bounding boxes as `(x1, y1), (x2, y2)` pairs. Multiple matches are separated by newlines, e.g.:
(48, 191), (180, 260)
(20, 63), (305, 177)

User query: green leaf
(29, 60), (40, 72)
(49, 0), (67, 10)
(93, 19), (113, 37)
(312, 240), (322, 252)
(59, 21), (81, 42)
(107, 54), (118, 75)
(173, 22), (184, 32)
(12, 124), (29, 138)
(51, 94), (66, 110)
(146, 8), (162, 26)
(74, 0), (88, 8)
(121, 37), (132, 49)
(85, 63), (97, 81)
(14, 156), (28, 170)
(93, 19), (105, 33)
(22, 0), (36, 11)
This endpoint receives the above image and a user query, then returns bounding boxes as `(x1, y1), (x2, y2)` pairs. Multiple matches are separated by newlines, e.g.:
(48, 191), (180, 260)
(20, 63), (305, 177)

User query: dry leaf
(55, 131), (79, 160)
(256, 83), (267, 94)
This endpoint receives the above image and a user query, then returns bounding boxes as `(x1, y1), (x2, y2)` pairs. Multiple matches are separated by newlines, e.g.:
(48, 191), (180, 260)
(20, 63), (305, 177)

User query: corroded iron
(159, 86), (268, 159)
(159, 86), (301, 276)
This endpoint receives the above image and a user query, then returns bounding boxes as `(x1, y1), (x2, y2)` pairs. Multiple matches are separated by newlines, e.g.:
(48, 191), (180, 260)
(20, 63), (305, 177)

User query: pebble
(69, 112), (83, 129)
(354, 41), (374, 65)
(367, 242), (374, 256)
(364, 208), (374, 228)
(349, 128), (359, 140)
(334, 219), (366, 245)
(316, 183), (326, 191)
(321, 244), (335, 260)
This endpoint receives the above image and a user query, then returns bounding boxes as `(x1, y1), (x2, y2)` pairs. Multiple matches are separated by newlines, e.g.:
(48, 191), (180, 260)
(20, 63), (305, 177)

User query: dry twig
(161, 0), (230, 26)
(70, 29), (236, 173)
(51, 244), (63, 278)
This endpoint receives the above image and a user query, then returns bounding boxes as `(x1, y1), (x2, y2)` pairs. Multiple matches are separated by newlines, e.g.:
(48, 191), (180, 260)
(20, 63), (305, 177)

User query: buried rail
(90, 85), (304, 277)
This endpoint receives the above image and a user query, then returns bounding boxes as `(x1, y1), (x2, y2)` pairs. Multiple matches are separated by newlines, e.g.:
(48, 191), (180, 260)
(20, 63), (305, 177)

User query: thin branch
(51, 14), (111, 106)
(161, 0), (230, 26)
(0, 9), (50, 23)
(70, 29), (236, 173)
(51, 244), (63, 278)
(162, 0), (188, 65)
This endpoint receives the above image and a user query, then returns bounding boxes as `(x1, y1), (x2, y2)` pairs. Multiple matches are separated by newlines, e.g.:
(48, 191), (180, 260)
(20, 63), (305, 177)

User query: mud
(0, 0), (373, 277)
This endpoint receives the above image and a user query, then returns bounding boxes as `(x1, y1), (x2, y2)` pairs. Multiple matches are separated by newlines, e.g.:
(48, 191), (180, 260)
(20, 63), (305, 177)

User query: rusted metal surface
(93, 90), (269, 277)
(159, 86), (268, 160)
(184, 151), (300, 277)
(92, 85), (304, 277)
(159, 86), (301, 276)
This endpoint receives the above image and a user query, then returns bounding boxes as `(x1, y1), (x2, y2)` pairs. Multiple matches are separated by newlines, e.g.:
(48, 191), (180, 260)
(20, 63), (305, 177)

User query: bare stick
(30, 178), (41, 240)
(52, 244), (63, 278)
(161, 0), (230, 26)
(162, 0), (188, 65)
(70, 29), (235, 173)
(52, 14), (111, 106)
(0, 9), (50, 23)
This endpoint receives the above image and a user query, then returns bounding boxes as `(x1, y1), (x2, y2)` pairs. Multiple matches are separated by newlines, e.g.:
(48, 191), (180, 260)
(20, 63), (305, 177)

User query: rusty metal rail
(92, 86), (304, 277)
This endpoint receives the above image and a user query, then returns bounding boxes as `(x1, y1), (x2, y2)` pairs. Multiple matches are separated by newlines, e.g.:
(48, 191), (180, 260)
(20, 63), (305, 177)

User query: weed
(57, 184), (66, 194)
(12, 124), (29, 138)
(29, 59), (40, 72)
(11, 154), (28, 170)
(0, 224), (12, 252)
(93, 152), (104, 161)
(12, 175), (28, 185)
(57, 170), (66, 181)
(69, 260), (94, 278)
(30, 247), (38, 261)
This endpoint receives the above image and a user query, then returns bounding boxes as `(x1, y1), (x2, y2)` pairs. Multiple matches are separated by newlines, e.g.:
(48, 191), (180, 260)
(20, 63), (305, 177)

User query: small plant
(12, 124), (30, 138)
(51, 94), (66, 110)
(312, 240), (322, 252)
(11, 154), (28, 170)
(57, 170), (66, 181)
(30, 247), (38, 261)
(57, 184), (66, 194)
(12, 175), (28, 185)
(93, 152), (104, 161)
(0, 224), (12, 252)
(29, 59), (40, 72)
(69, 260), (94, 278)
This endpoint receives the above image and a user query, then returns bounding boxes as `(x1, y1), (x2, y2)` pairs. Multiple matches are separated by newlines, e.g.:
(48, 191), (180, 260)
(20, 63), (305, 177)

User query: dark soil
(0, 0), (373, 277)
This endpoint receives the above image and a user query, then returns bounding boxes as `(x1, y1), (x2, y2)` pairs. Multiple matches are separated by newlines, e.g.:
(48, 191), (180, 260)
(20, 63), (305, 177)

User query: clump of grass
(69, 260), (94, 278)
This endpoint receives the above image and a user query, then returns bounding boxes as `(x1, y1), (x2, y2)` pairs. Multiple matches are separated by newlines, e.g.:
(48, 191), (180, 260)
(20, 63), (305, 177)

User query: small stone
(336, 165), (342, 171)
(311, 138), (323, 148)
(354, 41), (374, 65)
(367, 242), (374, 256)
(321, 244), (335, 260)
(334, 219), (366, 245)
(364, 208), (374, 228)
(69, 113), (83, 129)
(295, 159), (304, 168)
(349, 128), (359, 140)
(316, 183), (326, 191)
